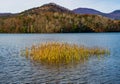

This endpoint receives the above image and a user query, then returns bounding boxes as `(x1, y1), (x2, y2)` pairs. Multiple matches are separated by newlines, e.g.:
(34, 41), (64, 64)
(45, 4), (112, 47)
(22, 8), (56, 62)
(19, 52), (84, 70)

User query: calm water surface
(0, 33), (120, 84)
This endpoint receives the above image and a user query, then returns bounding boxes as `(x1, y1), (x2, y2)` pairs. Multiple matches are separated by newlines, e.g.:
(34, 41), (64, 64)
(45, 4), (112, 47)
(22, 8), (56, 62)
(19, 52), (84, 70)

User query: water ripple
(0, 34), (120, 83)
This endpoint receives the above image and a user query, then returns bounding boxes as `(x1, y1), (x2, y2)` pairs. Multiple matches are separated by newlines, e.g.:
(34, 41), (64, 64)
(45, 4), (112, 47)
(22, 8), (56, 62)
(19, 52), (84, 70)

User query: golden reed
(25, 42), (110, 64)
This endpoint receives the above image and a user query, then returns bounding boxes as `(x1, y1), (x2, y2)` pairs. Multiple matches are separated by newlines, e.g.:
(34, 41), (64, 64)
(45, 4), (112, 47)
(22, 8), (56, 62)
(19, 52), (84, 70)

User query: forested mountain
(73, 8), (120, 20)
(0, 3), (120, 33)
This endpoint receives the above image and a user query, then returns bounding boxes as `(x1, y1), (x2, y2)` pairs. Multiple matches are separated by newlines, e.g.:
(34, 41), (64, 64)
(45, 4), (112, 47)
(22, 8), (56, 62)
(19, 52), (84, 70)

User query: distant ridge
(73, 8), (120, 20)
(73, 8), (103, 15)
(0, 13), (13, 17)
(107, 10), (120, 20)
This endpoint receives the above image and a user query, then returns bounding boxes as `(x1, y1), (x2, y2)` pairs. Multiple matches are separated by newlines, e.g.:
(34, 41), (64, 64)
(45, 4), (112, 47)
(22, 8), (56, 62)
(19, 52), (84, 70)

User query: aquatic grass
(25, 42), (110, 64)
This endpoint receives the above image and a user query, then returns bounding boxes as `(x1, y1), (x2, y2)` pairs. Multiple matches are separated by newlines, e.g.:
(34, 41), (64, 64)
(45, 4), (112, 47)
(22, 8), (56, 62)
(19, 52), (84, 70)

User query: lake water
(0, 33), (120, 84)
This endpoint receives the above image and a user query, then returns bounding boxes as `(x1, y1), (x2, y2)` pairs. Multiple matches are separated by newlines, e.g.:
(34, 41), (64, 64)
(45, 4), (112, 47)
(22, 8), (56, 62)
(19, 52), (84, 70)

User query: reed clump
(25, 42), (110, 64)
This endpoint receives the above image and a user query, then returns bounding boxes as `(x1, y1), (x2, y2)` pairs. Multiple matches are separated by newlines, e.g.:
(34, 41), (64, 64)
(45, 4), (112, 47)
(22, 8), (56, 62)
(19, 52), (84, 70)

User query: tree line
(0, 11), (120, 33)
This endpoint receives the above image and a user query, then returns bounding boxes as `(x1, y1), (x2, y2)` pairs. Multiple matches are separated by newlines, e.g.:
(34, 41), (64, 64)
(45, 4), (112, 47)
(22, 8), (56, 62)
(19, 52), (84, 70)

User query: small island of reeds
(25, 42), (110, 64)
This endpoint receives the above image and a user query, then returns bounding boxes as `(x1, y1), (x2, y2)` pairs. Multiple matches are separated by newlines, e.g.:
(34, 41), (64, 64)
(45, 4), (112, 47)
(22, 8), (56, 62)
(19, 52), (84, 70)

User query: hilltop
(21, 3), (73, 15)
(0, 3), (120, 33)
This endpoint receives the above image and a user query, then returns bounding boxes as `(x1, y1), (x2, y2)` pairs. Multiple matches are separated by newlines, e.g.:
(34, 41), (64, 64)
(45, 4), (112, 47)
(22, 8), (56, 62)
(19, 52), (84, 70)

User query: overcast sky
(0, 0), (120, 13)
